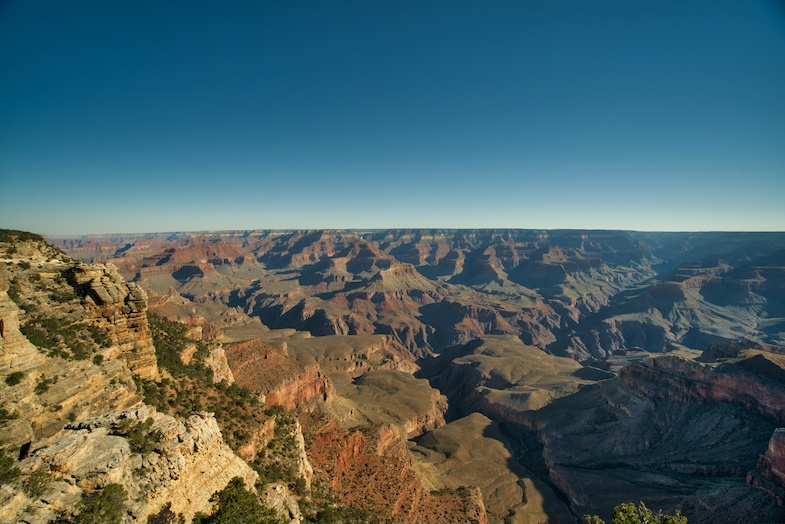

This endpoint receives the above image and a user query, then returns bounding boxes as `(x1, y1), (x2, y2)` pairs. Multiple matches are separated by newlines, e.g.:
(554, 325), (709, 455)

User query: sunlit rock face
(53, 230), (785, 362)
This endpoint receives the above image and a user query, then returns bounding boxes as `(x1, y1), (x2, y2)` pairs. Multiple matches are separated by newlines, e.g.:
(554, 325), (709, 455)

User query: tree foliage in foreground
(585, 501), (687, 524)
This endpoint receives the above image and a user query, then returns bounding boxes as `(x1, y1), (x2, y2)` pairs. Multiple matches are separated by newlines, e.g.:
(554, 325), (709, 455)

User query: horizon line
(39, 227), (785, 238)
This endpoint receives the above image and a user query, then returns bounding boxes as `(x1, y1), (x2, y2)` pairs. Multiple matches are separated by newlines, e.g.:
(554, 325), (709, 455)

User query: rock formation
(261, 483), (303, 523)
(532, 349), (785, 522)
(0, 235), (270, 524)
(224, 338), (334, 411)
(33, 229), (785, 523)
(304, 417), (487, 524)
(66, 263), (159, 380)
(0, 248), (149, 451)
(1, 406), (259, 523)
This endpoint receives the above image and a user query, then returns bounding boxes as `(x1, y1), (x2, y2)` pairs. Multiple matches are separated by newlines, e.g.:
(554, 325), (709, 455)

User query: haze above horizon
(1, 1), (784, 235)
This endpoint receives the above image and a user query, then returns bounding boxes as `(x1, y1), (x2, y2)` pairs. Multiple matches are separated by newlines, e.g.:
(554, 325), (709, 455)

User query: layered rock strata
(0, 406), (259, 523)
(66, 264), (159, 380)
(225, 338), (334, 411)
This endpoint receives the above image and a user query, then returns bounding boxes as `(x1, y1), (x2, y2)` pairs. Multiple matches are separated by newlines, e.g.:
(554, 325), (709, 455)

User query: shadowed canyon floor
(2, 229), (785, 522)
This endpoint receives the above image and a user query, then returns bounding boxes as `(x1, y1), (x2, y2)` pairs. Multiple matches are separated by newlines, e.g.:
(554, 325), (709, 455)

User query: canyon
(53, 229), (785, 360)
(2, 229), (785, 522)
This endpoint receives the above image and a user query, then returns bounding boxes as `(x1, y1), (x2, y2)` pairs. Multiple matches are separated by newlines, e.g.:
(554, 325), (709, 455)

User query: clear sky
(1, 1), (784, 235)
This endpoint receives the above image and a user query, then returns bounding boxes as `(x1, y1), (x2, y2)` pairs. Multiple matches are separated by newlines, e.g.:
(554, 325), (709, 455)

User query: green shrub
(5, 371), (24, 386)
(22, 469), (53, 498)
(147, 313), (213, 383)
(74, 483), (127, 524)
(193, 477), (280, 524)
(21, 321), (58, 352)
(35, 374), (57, 394)
(87, 325), (111, 348)
(50, 288), (76, 303)
(0, 448), (20, 486)
(6, 278), (21, 302)
(21, 316), (106, 360)
(110, 417), (160, 455)
(0, 404), (19, 424)
(147, 502), (185, 524)
(584, 501), (687, 524)
(254, 461), (296, 486)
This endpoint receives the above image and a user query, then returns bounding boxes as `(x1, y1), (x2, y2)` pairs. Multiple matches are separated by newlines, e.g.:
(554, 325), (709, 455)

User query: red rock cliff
(225, 338), (334, 411)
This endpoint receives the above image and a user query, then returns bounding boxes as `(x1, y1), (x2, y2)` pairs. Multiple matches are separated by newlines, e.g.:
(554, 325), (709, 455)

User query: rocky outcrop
(0, 264), (46, 375)
(225, 338), (334, 411)
(1, 283), (141, 450)
(274, 332), (419, 377)
(236, 416), (276, 463)
(262, 483), (303, 524)
(334, 370), (448, 440)
(533, 353), (785, 522)
(292, 419), (315, 490)
(139, 409), (259, 521)
(1, 406), (258, 523)
(751, 429), (785, 504)
(264, 365), (334, 412)
(619, 354), (785, 425)
(0, 242), (171, 451)
(306, 419), (487, 524)
(205, 344), (234, 384)
(421, 336), (590, 425)
(66, 263), (159, 380)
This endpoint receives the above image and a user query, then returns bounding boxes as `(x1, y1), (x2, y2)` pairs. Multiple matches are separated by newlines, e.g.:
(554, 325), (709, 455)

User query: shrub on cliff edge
(192, 477), (280, 524)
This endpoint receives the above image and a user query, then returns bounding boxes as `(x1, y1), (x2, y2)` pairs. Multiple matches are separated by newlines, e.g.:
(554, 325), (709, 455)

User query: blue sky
(1, 0), (784, 234)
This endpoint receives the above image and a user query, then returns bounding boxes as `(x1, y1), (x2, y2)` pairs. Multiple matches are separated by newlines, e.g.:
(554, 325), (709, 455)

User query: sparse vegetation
(71, 483), (128, 524)
(147, 312), (213, 383)
(192, 477), (280, 524)
(35, 374), (57, 394)
(141, 313), (282, 453)
(0, 230), (45, 243)
(0, 448), (20, 486)
(109, 417), (161, 455)
(20, 315), (110, 360)
(0, 403), (19, 424)
(430, 486), (474, 497)
(6, 277), (22, 302)
(140, 375), (265, 452)
(50, 287), (76, 303)
(251, 406), (301, 488)
(313, 505), (378, 524)
(22, 468), (54, 499)
(147, 502), (185, 524)
(5, 371), (24, 386)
